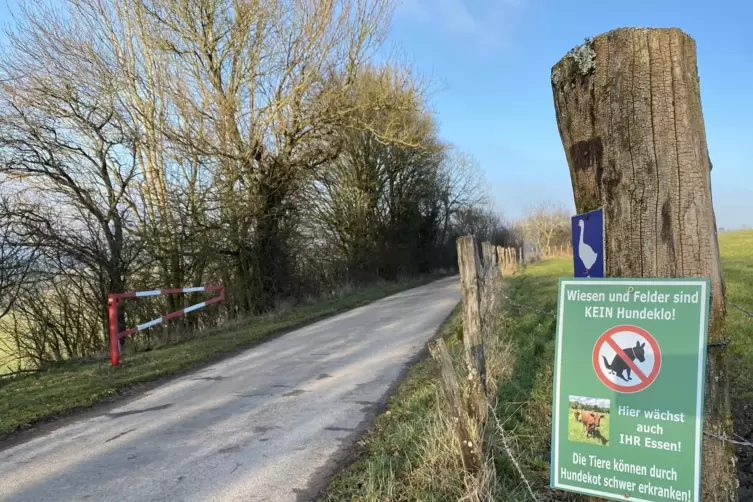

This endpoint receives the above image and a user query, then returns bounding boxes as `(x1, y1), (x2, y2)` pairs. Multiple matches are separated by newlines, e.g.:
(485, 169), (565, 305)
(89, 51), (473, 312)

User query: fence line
(729, 301), (753, 318)
(491, 272), (753, 452)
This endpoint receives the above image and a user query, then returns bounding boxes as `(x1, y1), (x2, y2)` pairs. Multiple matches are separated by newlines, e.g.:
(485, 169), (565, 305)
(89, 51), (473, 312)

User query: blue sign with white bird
(572, 208), (603, 278)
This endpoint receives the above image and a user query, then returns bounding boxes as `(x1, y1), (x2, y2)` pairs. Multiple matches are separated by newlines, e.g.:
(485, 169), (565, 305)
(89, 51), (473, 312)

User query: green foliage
(568, 401), (608, 413)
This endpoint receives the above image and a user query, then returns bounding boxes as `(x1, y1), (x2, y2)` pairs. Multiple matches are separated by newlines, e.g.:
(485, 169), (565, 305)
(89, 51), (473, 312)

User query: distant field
(717, 230), (753, 397)
(0, 330), (17, 374)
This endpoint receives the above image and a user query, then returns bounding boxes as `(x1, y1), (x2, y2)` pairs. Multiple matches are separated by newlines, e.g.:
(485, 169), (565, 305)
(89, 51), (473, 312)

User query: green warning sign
(550, 278), (710, 502)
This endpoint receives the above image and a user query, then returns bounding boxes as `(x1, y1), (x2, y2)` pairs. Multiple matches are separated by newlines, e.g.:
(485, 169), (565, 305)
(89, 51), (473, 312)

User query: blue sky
(387, 0), (753, 229)
(0, 0), (750, 228)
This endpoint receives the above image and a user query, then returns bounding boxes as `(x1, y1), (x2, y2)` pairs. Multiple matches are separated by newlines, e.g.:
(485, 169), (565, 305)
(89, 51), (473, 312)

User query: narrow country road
(0, 277), (460, 502)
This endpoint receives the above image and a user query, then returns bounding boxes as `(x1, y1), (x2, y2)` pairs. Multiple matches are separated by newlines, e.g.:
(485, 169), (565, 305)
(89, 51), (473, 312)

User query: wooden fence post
(429, 338), (482, 474)
(456, 235), (488, 424)
(552, 27), (736, 502)
(481, 241), (498, 278)
(481, 242), (499, 285)
(496, 245), (505, 276)
(480, 242), (501, 332)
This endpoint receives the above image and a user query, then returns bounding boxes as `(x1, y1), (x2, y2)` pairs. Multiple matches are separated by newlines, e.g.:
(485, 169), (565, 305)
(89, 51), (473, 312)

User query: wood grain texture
(429, 338), (482, 474)
(456, 235), (488, 424)
(552, 27), (737, 502)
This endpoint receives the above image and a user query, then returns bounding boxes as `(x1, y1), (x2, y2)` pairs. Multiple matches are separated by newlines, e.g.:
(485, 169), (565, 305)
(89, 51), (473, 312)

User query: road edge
(0, 275), (457, 452)
(301, 301), (461, 502)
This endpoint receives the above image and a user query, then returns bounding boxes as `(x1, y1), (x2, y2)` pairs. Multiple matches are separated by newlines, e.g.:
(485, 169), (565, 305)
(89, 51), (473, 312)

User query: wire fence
(498, 291), (753, 449)
(729, 301), (753, 318)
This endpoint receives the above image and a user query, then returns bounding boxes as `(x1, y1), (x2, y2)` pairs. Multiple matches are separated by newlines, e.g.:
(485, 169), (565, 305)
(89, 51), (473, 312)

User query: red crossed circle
(592, 324), (661, 393)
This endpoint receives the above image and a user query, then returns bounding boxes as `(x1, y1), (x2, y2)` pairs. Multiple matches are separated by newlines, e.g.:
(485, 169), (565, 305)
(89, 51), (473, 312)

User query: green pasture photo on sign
(550, 278), (710, 502)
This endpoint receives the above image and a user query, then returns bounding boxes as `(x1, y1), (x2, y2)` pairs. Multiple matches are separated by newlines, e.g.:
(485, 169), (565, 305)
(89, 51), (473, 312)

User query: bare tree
(0, 190), (36, 322)
(0, 1), (139, 347)
(436, 149), (490, 245)
(106, 0), (416, 312)
(0, 0), (497, 371)
(517, 201), (571, 255)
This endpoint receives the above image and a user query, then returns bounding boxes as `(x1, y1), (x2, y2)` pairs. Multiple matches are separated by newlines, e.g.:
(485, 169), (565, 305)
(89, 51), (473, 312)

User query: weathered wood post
(552, 27), (736, 501)
(496, 245), (505, 276)
(456, 236), (488, 424)
(480, 241), (500, 318)
(481, 241), (498, 279)
(429, 338), (483, 473)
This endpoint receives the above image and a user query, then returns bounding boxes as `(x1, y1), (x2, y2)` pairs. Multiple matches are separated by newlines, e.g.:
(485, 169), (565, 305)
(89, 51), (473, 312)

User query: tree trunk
(551, 27), (737, 502)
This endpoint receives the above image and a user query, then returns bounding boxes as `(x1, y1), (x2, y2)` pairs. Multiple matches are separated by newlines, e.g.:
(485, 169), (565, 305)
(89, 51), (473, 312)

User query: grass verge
(318, 306), (472, 502)
(320, 230), (753, 501)
(495, 230), (753, 500)
(0, 273), (449, 441)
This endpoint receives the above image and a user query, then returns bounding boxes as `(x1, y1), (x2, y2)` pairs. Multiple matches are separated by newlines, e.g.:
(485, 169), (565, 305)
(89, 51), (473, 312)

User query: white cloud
(396, 0), (430, 21)
(395, 0), (522, 50)
(569, 395), (610, 410)
(438, 0), (481, 36)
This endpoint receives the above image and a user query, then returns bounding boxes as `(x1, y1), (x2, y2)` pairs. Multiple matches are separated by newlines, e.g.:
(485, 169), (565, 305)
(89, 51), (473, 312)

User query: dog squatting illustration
(601, 340), (646, 382)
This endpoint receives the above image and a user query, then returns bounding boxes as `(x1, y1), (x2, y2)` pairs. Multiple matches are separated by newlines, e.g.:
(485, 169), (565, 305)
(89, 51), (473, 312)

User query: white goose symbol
(577, 219), (598, 277)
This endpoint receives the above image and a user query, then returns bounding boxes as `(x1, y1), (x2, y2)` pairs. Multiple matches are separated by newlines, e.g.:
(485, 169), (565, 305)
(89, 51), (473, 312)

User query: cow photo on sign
(568, 395), (610, 446)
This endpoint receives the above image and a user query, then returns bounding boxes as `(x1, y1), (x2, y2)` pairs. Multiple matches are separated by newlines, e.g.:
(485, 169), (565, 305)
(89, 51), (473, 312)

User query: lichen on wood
(551, 37), (595, 85)
(566, 37), (596, 75)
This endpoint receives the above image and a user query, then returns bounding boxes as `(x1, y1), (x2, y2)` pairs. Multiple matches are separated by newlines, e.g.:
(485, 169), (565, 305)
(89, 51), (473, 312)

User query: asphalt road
(0, 276), (460, 502)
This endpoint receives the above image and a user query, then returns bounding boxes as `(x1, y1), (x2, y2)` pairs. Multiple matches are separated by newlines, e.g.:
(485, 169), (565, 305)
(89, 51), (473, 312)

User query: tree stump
(552, 27), (736, 501)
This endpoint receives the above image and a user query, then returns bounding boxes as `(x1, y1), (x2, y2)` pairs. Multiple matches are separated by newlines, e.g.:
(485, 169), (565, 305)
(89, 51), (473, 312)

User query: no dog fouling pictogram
(592, 324), (662, 393)
(552, 279), (710, 502)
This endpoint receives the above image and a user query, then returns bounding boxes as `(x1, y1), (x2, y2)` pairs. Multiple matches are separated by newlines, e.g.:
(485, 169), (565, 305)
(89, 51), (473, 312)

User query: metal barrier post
(108, 295), (121, 366)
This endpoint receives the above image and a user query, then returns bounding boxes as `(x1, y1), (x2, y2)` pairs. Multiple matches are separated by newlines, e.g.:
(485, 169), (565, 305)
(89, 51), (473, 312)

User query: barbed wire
(499, 293), (557, 318)
(496, 288), (753, 449)
(728, 301), (753, 318)
(704, 431), (753, 448)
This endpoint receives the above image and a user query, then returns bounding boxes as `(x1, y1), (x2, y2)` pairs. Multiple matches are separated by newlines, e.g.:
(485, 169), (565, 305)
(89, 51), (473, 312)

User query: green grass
(0, 274), (449, 440)
(718, 230), (753, 398)
(319, 229), (753, 501)
(319, 307), (469, 502)
(567, 411), (611, 447)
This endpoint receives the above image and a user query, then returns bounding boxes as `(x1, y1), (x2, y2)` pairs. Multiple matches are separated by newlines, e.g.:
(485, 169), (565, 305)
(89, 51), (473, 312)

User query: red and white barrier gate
(108, 285), (225, 366)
